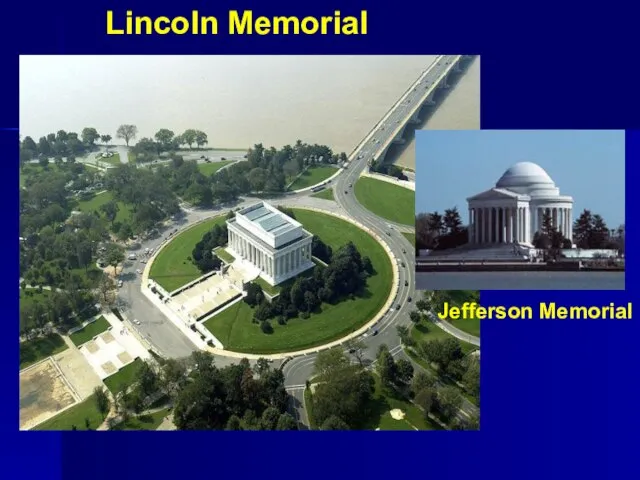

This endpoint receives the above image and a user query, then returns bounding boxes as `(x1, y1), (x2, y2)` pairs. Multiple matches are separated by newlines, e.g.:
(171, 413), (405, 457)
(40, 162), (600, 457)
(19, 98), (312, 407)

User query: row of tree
(131, 128), (209, 162)
(369, 158), (408, 180)
(86, 352), (299, 431)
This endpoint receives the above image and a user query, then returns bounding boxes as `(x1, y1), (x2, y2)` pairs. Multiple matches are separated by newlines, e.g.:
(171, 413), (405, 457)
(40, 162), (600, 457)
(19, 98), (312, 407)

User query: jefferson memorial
(226, 202), (314, 286)
(467, 162), (573, 246)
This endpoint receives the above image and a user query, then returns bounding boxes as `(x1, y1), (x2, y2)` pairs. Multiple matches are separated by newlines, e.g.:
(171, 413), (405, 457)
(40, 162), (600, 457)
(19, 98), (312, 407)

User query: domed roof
(496, 162), (555, 189)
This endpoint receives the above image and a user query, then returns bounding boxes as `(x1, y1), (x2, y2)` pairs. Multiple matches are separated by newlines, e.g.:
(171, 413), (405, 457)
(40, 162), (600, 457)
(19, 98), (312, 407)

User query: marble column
(507, 208), (512, 243)
(501, 208), (506, 243)
(484, 208), (489, 244)
(525, 207), (530, 243)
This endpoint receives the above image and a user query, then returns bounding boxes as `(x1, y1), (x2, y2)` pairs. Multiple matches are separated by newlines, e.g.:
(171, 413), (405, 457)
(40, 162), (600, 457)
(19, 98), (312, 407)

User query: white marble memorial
(467, 162), (574, 246)
(226, 202), (314, 286)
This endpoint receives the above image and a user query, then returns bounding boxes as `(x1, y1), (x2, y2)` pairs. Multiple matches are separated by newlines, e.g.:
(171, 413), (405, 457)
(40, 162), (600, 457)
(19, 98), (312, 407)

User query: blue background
(3, 1), (638, 479)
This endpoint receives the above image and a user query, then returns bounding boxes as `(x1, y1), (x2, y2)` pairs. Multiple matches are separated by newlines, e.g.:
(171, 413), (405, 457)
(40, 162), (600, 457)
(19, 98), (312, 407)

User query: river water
(20, 55), (480, 169)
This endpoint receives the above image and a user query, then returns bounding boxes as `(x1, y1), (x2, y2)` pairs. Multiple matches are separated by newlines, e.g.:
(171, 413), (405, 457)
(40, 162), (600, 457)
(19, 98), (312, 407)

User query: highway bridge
(348, 54), (474, 166)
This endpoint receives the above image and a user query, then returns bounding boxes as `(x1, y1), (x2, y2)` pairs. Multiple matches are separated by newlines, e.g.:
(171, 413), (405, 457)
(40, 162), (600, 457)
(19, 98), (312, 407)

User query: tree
(321, 415), (350, 430)
(116, 124), (138, 147)
(103, 243), (125, 275)
(415, 298), (429, 312)
(154, 129), (175, 151)
(194, 130), (208, 148)
(94, 386), (110, 419)
(436, 386), (463, 423)
(100, 200), (120, 225)
(463, 356), (481, 398)
(181, 129), (197, 149)
(100, 134), (112, 149)
(81, 127), (100, 146)
(260, 407), (281, 430)
(276, 413), (298, 430)
(344, 338), (367, 366)
(395, 358), (414, 385)
(23, 135), (38, 154)
(376, 344), (397, 388)
(312, 350), (374, 428)
(225, 415), (243, 430)
(409, 310), (421, 323)
(97, 273), (117, 306)
(255, 358), (271, 376)
(314, 348), (350, 379)
(411, 371), (435, 395)
(244, 282), (263, 307)
(414, 387), (437, 417)
(396, 325), (410, 345)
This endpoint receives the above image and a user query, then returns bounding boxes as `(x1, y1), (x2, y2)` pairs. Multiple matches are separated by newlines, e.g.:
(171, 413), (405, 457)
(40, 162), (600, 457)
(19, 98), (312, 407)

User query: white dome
(496, 162), (555, 189)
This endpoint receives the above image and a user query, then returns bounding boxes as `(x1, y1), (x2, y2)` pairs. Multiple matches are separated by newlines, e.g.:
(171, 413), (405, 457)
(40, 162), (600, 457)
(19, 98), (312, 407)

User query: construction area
(20, 357), (80, 430)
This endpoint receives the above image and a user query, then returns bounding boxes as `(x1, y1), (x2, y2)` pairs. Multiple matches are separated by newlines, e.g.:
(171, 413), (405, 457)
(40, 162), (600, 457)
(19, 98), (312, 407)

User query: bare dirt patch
(117, 351), (133, 365)
(101, 331), (115, 344)
(20, 358), (77, 430)
(55, 347), (103, 400)
(101, 361), (117, 375)
(86, 341), (99, 354)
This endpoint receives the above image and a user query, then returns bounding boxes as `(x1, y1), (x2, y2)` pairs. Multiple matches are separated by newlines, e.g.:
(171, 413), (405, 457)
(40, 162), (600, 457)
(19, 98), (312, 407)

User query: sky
(415, 129), (626, 227)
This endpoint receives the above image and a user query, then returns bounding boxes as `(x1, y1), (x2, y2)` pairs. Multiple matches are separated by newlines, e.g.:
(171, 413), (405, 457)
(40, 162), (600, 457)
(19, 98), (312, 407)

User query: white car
(135, 269), (142, 274)
(117, 280), (123, 288)
(133, 319), (141, 325)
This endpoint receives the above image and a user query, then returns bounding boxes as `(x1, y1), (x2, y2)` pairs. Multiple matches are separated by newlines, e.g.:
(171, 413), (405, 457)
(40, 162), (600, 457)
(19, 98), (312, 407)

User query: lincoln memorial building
(467, 162), (574, 246)
(226, 202), (314, 286)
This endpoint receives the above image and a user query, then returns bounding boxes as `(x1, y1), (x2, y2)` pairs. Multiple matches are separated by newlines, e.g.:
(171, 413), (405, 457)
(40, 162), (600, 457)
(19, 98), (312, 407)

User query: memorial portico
(226, 202), (314, 286)
(466, 162), (574, 246)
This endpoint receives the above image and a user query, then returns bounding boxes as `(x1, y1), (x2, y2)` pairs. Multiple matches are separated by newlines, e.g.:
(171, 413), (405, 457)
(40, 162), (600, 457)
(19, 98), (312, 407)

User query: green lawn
(35, 394), (105, 431)
(69, 316), (111, 346)
(310, 188), (335, 201)
(98, 153), (122, 166)
(204, 209), (393, 354)
(402, 232), (415, 246)
(354, 177), (415, 225)
(197, 161), (233, 176)
(103, 358), (144, 394)
(288, 166), (336, 190)
(410, 318), (477, 355)
(149, 215), (227, 292)
(20, 334), (68, 370)
(111, 408), (171, 430)
(75, 191), (132, 224)
(214, 246), (235, 263)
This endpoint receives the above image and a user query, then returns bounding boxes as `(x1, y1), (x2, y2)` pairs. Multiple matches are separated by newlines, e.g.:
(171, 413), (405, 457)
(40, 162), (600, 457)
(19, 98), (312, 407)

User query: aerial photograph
(19, 55), (480, 431)
(415, 129), (625, 290)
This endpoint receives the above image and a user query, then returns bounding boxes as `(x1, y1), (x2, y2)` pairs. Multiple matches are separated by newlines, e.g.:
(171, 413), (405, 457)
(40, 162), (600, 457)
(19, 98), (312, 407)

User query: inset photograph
(415, 129), (625, 290)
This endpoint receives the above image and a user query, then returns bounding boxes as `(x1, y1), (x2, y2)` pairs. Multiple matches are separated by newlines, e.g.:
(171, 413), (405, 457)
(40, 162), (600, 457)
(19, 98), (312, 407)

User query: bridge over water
(348, 54), (475, 166)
